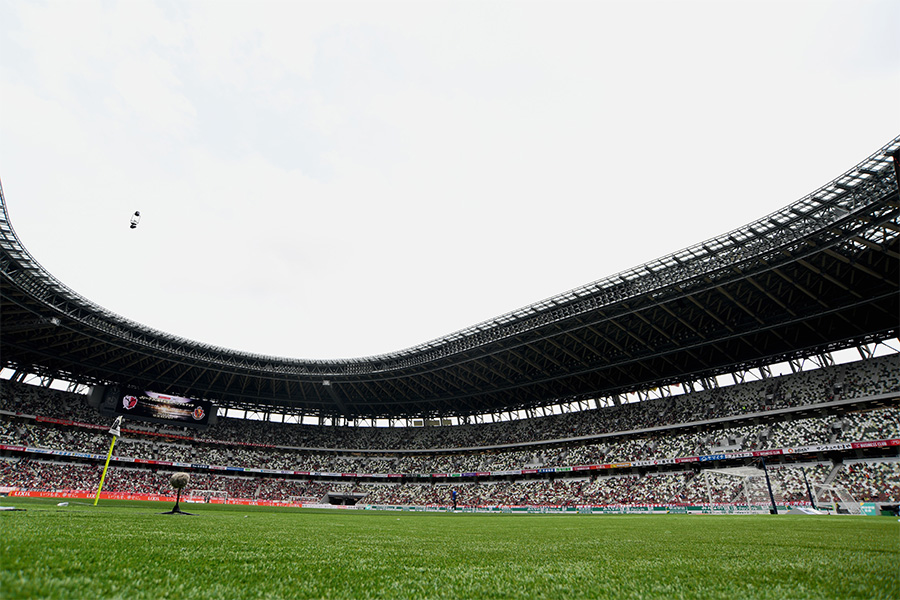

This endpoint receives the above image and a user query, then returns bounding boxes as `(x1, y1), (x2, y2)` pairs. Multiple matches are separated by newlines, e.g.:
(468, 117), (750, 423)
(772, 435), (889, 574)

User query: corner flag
(94, 417), (124, 506)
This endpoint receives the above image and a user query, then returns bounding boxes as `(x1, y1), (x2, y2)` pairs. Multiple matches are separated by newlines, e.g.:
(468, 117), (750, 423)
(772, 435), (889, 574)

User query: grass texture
(1, 498), (898, 599)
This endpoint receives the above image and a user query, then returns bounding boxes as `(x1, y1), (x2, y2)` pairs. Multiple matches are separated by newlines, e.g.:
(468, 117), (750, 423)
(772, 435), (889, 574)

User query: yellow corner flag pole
(94, 416), (123, 506)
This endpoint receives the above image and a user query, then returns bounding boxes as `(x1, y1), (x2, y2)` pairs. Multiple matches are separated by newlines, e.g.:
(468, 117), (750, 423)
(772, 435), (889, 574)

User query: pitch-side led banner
(114, 388), (212, 427)
(6, 490), (302, 507)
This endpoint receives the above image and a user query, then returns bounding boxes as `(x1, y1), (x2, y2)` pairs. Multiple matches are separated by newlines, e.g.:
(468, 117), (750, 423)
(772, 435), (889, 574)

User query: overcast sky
(1, 0), (897, 360)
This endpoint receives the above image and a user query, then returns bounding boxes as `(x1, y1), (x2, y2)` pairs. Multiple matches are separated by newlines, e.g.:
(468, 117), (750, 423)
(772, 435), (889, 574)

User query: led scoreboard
(114, 388), (212, 427)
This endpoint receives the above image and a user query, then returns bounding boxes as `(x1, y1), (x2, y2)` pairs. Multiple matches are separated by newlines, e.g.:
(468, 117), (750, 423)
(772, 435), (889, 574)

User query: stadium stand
(2, 354), (897, 511)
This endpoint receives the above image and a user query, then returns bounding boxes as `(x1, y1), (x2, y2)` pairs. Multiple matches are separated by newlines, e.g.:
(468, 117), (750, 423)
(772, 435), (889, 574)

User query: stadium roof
(2, 136), (898, 420)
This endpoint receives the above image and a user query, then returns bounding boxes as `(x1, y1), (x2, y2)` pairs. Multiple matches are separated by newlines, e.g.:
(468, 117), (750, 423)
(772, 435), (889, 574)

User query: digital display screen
(114, 388), (212, 427)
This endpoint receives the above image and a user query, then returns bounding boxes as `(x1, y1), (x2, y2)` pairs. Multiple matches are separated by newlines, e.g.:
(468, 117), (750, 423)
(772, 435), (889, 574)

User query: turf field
(1, 497), (897, 599)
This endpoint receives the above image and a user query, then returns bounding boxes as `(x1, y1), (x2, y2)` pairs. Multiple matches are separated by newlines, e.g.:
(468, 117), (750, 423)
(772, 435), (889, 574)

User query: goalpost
(187, 489), (229, 504)
(814, 484), (861, 515)
(702, 466), (785, 512)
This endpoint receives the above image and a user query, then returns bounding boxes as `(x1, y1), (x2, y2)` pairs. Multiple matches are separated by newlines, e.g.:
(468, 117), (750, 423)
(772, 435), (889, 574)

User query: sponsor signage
(852, 439), (900, 449)
(819, 443), (852, 451)
(6, 490), (303, 507)
(752, 449), (782, 457)
(700, 454), (729, 462)
(860, 502), (879, 516)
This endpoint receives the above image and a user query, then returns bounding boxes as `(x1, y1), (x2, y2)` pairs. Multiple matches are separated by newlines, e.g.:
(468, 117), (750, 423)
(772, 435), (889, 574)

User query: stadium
(2, 2), (899, 596)
(2, 133), (899, 596)
(3, 134), (899, 511)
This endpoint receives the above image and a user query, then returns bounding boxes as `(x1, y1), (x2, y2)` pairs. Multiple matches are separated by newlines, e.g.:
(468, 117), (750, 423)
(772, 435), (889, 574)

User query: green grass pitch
(2, 498), (897, 599)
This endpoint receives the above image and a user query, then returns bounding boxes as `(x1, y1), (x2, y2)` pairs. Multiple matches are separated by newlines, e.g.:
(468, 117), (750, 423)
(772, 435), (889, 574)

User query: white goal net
(702, 466), (785, 510)
(814, 484), (861, 515)
(187, 489), (229, 504)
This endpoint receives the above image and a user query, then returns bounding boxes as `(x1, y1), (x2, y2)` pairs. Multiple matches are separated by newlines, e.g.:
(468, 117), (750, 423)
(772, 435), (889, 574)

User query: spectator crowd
(1, 354), (898, 508)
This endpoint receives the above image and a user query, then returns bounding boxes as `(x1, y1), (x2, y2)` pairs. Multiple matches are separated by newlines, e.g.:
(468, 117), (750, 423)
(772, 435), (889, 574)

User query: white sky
(1, 0), (897, 361)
